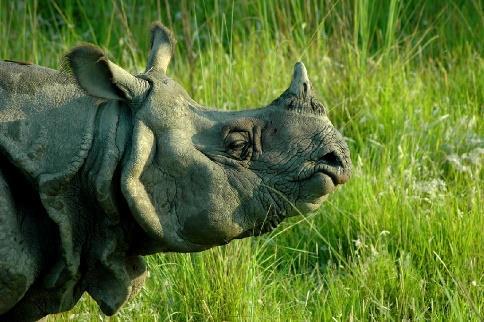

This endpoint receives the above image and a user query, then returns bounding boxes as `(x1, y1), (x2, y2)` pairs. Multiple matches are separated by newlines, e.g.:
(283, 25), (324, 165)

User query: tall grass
(1, 0), (482, 320)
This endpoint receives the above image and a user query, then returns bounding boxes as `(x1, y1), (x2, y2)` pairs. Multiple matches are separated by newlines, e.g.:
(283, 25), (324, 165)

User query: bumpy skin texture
(0, 23), (351, 320)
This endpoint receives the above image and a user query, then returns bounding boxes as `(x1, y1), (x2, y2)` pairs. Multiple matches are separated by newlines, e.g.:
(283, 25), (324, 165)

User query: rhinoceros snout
(316, 149), (351, 185)
(316, 150), (349, 186)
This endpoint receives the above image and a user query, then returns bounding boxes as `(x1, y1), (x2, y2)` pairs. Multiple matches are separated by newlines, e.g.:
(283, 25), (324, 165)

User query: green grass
(1, 0), (483, 320)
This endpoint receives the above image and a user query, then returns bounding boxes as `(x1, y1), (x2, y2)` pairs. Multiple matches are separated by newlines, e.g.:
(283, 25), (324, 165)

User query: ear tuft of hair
(62, 44), (104, 76)
(150, 22), (176, 52)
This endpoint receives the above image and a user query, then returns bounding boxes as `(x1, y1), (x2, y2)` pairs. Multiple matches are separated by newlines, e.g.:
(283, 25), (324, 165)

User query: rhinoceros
(0, 23), (351, 320)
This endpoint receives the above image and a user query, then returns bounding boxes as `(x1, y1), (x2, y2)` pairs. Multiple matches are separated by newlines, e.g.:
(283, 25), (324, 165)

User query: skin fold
(0, 23), (351, 320)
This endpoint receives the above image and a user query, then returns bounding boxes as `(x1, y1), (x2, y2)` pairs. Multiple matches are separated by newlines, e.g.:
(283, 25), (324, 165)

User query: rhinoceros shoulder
(0, 60), (98, 178)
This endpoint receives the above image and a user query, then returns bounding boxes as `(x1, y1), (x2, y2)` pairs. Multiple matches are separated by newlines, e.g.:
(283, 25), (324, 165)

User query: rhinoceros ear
(146, 22), (176, 74)
(65, 45), (149, 102)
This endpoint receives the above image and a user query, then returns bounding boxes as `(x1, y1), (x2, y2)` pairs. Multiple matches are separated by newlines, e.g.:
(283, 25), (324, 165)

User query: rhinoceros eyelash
(228, 140), (249, 150)
(224, 132), (253, 161)
(228, 142), (251, 161)
(225, 130), (250, 146)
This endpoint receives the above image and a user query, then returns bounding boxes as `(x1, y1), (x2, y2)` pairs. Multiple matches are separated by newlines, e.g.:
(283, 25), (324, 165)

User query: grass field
(1, 0), (483, 320)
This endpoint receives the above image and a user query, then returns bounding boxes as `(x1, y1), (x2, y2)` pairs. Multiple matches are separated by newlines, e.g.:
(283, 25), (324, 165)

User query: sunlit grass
(1, 0), (482, 320)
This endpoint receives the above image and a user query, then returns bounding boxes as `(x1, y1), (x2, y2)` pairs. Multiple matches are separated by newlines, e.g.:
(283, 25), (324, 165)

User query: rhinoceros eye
(225, 131), (251, 160)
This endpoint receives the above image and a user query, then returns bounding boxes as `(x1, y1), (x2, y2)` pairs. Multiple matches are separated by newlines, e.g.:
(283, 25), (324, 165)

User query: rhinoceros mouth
(313, 164), (348, 186)
(294, 163), (345, 185)
(295, 150), (349, 186)
(290, 162), (345, 211)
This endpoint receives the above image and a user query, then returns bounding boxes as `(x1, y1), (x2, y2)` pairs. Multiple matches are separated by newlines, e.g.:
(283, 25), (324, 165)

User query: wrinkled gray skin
(0, 23), (351, 320)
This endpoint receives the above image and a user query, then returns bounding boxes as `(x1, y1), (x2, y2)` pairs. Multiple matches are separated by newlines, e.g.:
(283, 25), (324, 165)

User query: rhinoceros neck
(81, 100), (132, 220)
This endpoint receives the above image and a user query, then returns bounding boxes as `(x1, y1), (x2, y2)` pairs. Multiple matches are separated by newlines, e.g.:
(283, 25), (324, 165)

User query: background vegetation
(1, 0), (482, 320)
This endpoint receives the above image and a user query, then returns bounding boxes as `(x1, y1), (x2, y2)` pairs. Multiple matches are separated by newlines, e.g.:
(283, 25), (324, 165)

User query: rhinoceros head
(66, 23), (351, 253)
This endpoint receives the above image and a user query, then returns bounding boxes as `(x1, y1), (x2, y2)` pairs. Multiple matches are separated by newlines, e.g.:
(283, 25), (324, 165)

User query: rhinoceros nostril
(318, 151), (343, 168)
